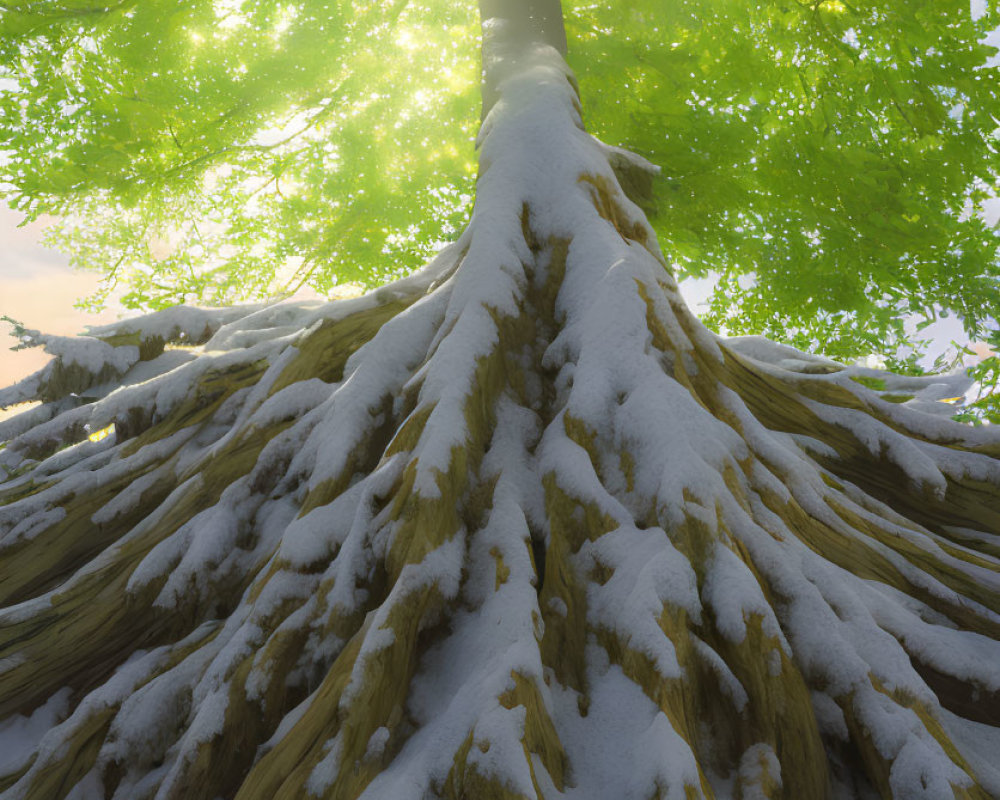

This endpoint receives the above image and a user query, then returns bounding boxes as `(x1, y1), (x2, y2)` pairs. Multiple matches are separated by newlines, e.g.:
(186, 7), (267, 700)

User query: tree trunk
(479, 0), (567, 116)
(2, 3), (1000, 800)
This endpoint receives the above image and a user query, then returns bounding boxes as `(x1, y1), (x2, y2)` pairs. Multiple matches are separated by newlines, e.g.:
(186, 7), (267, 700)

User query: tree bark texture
(0, 4), (999, 800)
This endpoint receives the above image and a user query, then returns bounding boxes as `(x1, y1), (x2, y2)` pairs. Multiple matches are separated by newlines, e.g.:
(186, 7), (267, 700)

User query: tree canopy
(1, 0), (998, 364)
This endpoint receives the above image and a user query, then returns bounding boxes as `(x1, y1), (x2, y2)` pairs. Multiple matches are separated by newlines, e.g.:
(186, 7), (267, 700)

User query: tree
(2, 1), (1000, 798)
(2, 0), (999, 361)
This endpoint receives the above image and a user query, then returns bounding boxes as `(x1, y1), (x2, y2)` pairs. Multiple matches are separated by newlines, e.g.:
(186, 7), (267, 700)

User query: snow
(306, 734), (344, 795)
(147, 487), (247, 608)
(810, 690), (849, 740)
(113, 348), (201, 388)
(0, 687), (72, 776)
(91, 467), (164, 526)
(3, 504), (66, 543)
(295, 289), (448, 496)
(409, 306), (500, 496)
(938, 709), (1000, 799)
(701, 542), (784, 647)
(0, 428), (194, 549)
(1, 401), (92, 466)
(103, 623), (225, 768)
(340, 535), (466, 708)
(86, 304), (261, 346)
(1, 32), (999, 800)
(857, 579), (1000, 692)
(354, 443), (547, 799)
(549, 651), (704, 800)
(64, 770), (104, 800)
(691, 636), (749, 711)
(43, 335), (139, 375)
(0, 400), (54, 444)
(277, 478), (366, 568)
(580, 524), (701, 678)
(467, 703), (536, 796)
(889, 734), (972, 798)
(0, 331), (141, 411)
(5, 646), (177, 796)
(727, 334), (840, 372)
(807, 401), (949, 496)
(364, 725), (391, 761)
(721, 470), (1000, 794)
(536, 416), (632, 527)
(736, 743), (782, 800)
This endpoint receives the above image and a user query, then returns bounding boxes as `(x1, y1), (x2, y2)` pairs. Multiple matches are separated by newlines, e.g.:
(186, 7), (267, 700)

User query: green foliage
(952, 331), (1000, 424)
(0, 0), (998, 365)
(565, 0), (1000, 361)
(0, 0), (479, 309)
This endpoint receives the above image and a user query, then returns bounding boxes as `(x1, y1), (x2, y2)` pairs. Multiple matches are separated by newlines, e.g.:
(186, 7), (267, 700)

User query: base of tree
(2, 43), (1000, 800)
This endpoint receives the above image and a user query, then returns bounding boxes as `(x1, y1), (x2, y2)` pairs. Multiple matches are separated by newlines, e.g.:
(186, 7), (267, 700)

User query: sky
(0, 208), (118, 392)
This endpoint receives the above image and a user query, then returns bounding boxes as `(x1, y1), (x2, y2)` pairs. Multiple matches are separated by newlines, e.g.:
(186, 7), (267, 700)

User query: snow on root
(1, 41), (999, 800)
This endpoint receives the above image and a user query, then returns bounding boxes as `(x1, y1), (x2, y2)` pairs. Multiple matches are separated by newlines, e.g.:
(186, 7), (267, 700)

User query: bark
(479, 0), (567, 117)
(479, 0), (567, 53)
(1, 4), (1000, 800)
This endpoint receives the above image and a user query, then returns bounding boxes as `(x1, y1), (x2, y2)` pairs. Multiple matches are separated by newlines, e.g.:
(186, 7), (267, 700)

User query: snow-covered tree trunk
(2, 4), (1000, 799)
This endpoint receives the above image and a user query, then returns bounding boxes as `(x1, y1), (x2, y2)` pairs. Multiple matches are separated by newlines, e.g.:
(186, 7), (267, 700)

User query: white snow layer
(0, 36), (998, 800)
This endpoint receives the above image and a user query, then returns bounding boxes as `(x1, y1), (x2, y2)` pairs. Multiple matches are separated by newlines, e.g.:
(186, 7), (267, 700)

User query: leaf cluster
(566, 0), (1000, 361)
(0, 0), (479, 309)
(951, 330), (1000, 424)
(0, 0), (998, 367)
